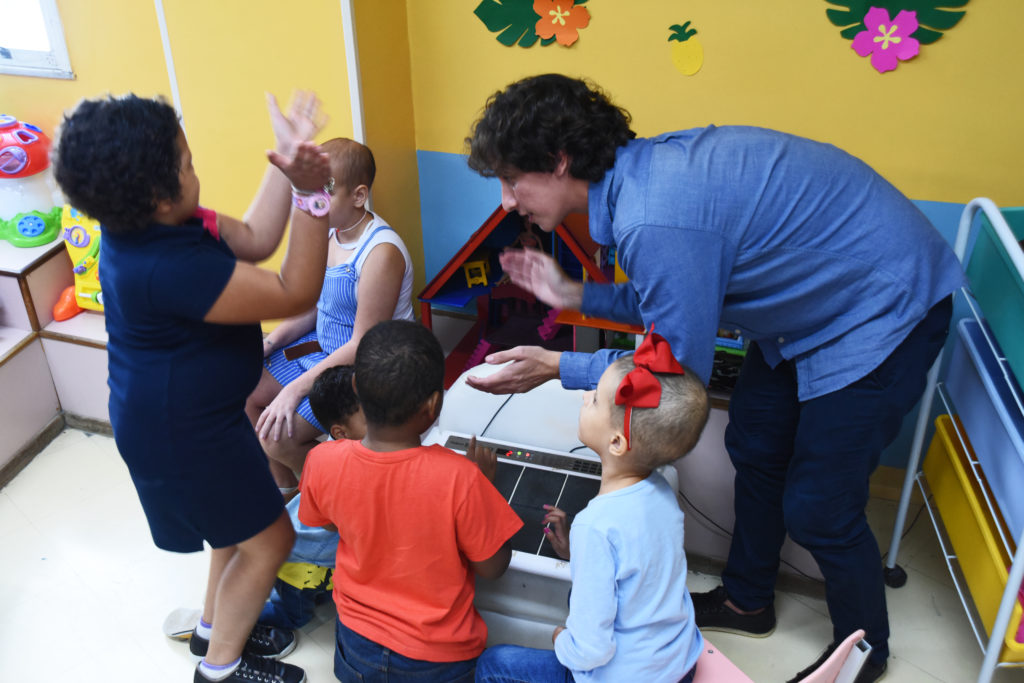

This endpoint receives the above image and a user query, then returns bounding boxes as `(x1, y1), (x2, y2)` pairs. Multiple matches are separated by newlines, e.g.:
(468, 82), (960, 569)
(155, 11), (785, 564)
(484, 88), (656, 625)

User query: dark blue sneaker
(691, 585), (776, 637)
(189, 623), (296, 659)
(194, 653), (306, 683)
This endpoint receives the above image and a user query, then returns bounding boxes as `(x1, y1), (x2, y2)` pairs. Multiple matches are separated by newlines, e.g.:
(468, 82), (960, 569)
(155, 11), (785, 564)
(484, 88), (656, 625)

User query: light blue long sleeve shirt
(559, 126), (964, 399)
(554, 472), (703, 682)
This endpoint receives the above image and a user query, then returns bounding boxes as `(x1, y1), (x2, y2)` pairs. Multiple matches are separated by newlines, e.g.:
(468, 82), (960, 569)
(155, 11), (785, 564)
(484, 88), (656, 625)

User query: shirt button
(777, 336), (785, 344)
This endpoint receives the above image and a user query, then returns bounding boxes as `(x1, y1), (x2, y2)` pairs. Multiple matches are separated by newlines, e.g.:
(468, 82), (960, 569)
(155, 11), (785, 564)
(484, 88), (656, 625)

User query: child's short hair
(308, 365), (359, 430)
(609, 356), (710, 471)
(355, 320), (443, 427)
(321, 138), (375, 191)
(52, 94), (182, 235)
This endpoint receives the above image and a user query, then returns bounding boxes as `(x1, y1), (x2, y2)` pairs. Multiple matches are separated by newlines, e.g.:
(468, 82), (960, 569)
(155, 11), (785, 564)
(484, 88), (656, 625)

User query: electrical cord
(676, 488), (826, 582)
(479, 393), (515, 437)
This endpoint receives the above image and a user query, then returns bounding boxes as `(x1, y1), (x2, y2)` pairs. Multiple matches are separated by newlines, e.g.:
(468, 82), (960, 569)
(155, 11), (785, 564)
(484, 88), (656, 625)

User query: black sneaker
(786, 641), (887, 683)
(194, 653), (306, 683)
(691, 585), (776, 637)
(189, 623), (296, 659)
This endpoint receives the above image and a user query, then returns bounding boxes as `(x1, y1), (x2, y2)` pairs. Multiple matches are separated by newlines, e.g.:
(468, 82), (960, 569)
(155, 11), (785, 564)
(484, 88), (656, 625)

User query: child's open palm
(266, 90), (327, 160)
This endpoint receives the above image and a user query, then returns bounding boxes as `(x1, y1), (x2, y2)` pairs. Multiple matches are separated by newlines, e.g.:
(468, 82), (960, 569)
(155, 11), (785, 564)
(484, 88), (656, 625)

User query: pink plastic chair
(693, 630), (869, 683)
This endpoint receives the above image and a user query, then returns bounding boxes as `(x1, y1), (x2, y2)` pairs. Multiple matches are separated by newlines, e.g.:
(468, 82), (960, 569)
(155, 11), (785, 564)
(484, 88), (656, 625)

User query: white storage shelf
(887, 199), (1024, 683)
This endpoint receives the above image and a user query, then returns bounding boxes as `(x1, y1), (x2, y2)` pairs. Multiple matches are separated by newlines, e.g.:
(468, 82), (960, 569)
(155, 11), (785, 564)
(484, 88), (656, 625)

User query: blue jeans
(722, 296), (952, 664)
(333, 618), (476, 682)
(258, 576), (332, 630)
(474, 644), (696, 683)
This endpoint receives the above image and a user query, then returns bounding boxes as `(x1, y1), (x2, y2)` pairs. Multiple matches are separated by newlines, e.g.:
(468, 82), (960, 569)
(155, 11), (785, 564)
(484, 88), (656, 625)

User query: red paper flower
(533, 0), (590, 47)
(851, 7), (920, 73)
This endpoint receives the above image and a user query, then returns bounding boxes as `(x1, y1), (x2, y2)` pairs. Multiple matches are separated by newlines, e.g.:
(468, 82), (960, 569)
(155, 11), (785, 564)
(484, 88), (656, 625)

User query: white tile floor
(2, 427), (1023, 683)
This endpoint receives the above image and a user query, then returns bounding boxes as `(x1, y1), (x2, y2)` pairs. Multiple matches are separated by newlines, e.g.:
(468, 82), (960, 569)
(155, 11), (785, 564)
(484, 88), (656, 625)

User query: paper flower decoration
(533, 0), (590, 46)
(474, 0), (590, 48)
(851, 7), (920, 73)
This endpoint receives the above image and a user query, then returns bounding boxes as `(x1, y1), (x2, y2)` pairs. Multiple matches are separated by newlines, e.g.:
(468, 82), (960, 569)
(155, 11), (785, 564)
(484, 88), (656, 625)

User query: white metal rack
(885, 198), (1024, 683)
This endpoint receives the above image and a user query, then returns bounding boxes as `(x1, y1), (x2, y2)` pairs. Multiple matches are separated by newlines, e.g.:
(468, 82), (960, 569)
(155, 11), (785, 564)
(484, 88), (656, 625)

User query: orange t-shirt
(298, 440), (523, 662)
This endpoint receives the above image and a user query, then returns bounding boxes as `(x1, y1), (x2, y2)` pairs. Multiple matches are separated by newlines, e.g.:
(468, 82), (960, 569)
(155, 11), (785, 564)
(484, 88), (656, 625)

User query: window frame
(0, 0), (73, 80)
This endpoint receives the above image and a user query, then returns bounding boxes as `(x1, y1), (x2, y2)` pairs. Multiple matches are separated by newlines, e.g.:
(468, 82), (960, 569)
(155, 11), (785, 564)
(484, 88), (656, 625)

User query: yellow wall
(354, 0), (425, 299)
(1, 0), (170, 134)
(407, 2), (1024, 206)
(0, 0), (354, 247)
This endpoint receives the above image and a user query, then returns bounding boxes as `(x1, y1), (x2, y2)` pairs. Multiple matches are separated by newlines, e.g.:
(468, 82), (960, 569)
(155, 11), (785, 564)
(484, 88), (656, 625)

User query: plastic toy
(57, 205), (104, 314)
(0, 207), (61, 247)
(0, 114), (63, 248)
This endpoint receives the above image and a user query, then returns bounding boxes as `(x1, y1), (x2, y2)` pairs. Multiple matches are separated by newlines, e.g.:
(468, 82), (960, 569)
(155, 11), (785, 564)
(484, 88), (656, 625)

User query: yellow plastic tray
(924, 415), (1024, 662)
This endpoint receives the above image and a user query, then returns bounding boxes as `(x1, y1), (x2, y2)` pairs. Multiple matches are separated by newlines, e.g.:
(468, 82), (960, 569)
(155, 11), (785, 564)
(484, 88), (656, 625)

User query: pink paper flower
(852, 7), (920, 73)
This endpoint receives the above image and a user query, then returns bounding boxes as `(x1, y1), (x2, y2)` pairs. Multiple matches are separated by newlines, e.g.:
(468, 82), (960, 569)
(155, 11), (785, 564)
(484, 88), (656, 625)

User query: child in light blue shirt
(476, 331), (709, 683)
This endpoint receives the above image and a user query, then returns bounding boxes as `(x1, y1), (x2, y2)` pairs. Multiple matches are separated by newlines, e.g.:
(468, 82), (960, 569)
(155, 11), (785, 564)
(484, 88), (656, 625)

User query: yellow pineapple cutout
(669, 21), (703, 75)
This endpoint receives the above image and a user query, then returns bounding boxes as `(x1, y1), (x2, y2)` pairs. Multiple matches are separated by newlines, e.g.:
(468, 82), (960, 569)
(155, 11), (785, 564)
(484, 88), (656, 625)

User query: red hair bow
(614, 326), (685, 450)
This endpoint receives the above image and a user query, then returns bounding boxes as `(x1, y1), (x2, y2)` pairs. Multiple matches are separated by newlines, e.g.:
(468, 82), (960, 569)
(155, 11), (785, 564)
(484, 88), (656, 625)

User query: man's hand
(542, 504), (570, 560)
(499, 249), (583, 311)
(465, 435), (497, 482)
(465, 346), (561, 395)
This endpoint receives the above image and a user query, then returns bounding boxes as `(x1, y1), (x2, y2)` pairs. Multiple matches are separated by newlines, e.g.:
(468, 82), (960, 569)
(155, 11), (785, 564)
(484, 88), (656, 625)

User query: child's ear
(329, 424), (348, 441)
(608, 428), (629, 458)
(352, 184), (369, 208)
(424, 390), (443, 422)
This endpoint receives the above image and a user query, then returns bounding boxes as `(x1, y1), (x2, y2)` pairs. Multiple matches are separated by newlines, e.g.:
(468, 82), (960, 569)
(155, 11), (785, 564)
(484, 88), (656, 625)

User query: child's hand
(266, 91), (327, 159)
(255, 381), (305, 442)
(542, 504), (571, 560)
(465, 435), (497, 482)
(268, 140), (331, 193)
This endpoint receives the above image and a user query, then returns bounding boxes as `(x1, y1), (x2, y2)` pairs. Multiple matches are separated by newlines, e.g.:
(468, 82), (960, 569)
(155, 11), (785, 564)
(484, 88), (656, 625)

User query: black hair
(52, 94), (182, 235)
(308, 365), (360, 431)
(467, 73), (636, 183)
(354, 320), (444, 427)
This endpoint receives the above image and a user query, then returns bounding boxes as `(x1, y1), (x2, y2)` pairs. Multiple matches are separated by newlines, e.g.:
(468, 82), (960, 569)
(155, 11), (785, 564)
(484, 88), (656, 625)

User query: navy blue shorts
(117, 411), (285, 553)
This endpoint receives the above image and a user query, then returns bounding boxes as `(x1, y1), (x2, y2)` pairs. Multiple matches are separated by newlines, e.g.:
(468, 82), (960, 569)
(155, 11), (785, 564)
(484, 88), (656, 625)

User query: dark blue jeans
(722, 297), (952, 664)
(258, 576), (332, 630)
(333, 618), (476, 682)
(474, 644), (696, 683)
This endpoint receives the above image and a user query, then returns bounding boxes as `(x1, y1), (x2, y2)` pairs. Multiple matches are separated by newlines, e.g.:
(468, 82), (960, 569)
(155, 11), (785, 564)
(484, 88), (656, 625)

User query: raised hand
(267, 140), (330, 193)
(542, 504), (570, 559)
(499, 248), (583, 310)
(266, 90), (328, 160)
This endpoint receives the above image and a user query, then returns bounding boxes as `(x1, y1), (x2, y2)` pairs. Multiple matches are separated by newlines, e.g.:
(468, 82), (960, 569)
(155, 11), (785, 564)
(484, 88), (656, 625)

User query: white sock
(195, 617), (213, 640)
(198, 657), (241, 681)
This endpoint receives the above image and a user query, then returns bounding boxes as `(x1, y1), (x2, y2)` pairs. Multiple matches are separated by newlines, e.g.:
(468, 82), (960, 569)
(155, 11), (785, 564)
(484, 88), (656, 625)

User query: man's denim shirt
(559, 126), (964, 400)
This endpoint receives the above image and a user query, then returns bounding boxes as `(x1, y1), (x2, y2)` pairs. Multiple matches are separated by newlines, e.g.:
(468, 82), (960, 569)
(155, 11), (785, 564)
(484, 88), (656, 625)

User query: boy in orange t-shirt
(299, 320), (523, 681)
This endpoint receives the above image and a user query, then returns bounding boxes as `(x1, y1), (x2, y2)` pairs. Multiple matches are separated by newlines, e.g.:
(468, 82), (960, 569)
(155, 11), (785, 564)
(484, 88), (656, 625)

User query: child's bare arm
(218, 91), (327, 262)
(261, 308), (318, 357)
(542, 504), (571, 560)
(470, 540), (512, 580)
(205, 141), (330, 324)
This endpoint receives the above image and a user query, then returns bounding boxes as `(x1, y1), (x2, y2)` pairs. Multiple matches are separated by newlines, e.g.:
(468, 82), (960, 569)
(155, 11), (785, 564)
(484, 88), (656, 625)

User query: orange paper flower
(533, 0), (590, 46)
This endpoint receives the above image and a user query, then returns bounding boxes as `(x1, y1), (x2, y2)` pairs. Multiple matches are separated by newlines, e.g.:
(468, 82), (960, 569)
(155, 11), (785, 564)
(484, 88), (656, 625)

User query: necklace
(334, 208), (368, 235)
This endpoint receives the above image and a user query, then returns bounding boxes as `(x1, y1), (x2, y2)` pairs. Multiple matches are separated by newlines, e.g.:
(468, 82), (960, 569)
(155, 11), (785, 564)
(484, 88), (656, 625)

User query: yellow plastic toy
(60, 204), (103, 313)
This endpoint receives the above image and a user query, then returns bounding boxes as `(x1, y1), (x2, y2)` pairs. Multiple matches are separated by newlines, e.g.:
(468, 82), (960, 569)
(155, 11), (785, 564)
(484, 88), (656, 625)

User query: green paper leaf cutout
(475, 0), (585, 48)
(825, 0), (968, 45)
